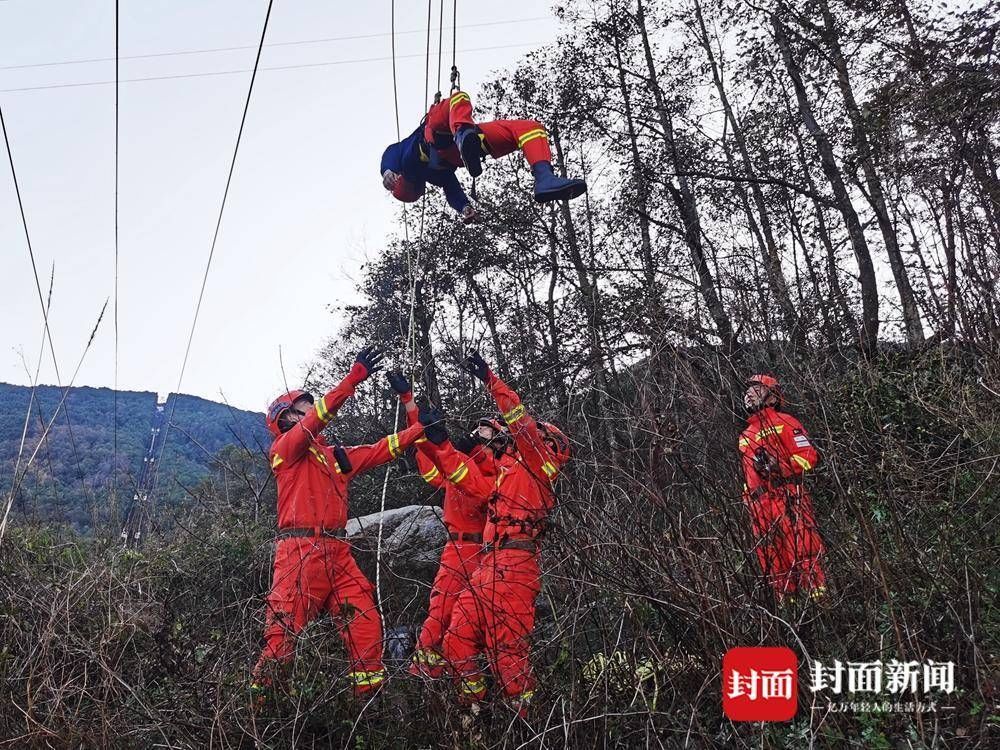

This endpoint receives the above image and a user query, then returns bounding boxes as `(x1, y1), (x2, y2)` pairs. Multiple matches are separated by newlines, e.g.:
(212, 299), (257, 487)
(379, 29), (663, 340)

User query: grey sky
(1, 1), (558, 412)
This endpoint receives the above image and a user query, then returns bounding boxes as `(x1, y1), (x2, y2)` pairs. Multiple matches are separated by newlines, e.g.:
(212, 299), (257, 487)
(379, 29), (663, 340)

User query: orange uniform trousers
(416, 538), (483, 654)
(439, 548), (540, 701)
(749, 488), (827, 596)
(253, 537), (385, 694)
(423, 90), (552, 167)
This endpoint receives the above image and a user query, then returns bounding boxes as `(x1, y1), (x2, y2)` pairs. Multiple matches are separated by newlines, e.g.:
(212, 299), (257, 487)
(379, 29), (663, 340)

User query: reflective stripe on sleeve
(448, 463), (469, 483)
(421, 465), (441, 482)
(315, 396), (332, 422)
(387, 432), (401, 458)
(792, 454), (812, 471)
(541, 461), (557, 478)
(271, 454), (283, 469)
(449, 92), (470, 107)
(503, 404), (526, 424)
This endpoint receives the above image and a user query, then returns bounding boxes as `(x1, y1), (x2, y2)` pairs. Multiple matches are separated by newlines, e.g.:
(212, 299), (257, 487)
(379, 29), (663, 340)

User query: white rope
(375, 0), (436, 616)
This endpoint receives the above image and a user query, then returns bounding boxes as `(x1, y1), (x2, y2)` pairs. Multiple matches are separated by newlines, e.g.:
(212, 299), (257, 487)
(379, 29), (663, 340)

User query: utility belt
(748, 476), (803, 500)
(482, 537), (539, 554)
(448, 531), (484, 544)
(276, 526), (347, 541)
(488, 512), (545, 537)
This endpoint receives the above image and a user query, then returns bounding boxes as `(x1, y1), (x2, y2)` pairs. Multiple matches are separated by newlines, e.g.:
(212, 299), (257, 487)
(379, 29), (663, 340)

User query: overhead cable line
(0, 42), (541, 95)
(138, 0), (276, 545)
(0, 16), (546, 72)
(0, 104), (95, 513)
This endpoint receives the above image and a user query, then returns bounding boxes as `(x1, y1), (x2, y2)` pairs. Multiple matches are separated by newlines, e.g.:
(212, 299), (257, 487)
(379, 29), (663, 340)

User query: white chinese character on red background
(810, 660), (844, 693)
(885, 660), (920, 693)
(760, 669), (794, 700)
(727, 669), (759, 700)
(923, 661), (955, 693)
(847, 661), (882, 693)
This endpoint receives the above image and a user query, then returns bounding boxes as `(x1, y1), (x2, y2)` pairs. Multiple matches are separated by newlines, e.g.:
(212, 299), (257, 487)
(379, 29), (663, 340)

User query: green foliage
(0, 383), (270, 533)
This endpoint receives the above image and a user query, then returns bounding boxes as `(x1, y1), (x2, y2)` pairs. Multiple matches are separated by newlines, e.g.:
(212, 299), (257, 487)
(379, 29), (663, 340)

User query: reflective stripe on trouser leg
(348, 668), (386, 691)
(321, 541), (386, 686)
(478, 555), (541, 698)
(477, 119), (553, 164)
(447, 91), (475, 133)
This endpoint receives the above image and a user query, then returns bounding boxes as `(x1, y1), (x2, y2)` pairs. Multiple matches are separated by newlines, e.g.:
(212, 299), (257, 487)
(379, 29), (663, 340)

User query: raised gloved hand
(382, 170), (401, 191)
(418, 406), (449, 446)
(353, 345), (385, 380)
(460, 204), (482, 224)
(386, 371), (411, 395)
(452, 432), (477, 455)
(752, 447), (778, 479)
(462, 350), (490, 382)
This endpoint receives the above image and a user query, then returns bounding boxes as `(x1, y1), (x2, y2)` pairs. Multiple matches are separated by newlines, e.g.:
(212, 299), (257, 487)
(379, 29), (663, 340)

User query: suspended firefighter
(739, 374), (827, 602)
(380, 89), (587, 222)
(251, 346), (425, 702)
(416, 351), (570, 714)
(387, 372), (516, 676)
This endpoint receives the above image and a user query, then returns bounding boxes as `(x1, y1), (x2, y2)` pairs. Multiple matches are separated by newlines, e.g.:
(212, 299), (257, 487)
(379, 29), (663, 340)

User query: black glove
(386, 371), (411, 395)
(752, 447), (776, 478)
(354, 345), (385, 378)
(418, 406), (449, 446)
(452, 433), (477, 455)
(462, 349), (490, 382)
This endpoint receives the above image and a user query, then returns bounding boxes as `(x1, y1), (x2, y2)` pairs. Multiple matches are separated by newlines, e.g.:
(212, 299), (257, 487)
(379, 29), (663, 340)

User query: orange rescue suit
(254, 369), (423, 695)
(739, 406), (826, 598)
(426, 374), (564, 703)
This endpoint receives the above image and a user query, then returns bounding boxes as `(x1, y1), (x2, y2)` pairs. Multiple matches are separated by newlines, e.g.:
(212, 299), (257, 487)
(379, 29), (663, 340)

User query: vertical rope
(376, 0), (433, 619)
(113, 0), (120, 525)
(436, 0), (444, 96)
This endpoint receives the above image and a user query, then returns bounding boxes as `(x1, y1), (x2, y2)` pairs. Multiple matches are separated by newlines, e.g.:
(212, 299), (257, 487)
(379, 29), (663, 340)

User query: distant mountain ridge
(0, 383), (270, 532)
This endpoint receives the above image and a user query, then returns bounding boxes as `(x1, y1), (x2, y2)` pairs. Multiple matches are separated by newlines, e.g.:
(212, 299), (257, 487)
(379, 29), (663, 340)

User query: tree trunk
(816, 0), (924, 344)
(635, 2), (737, 350)
(690, 0), (801, 346)
(772, 14), (880, 349)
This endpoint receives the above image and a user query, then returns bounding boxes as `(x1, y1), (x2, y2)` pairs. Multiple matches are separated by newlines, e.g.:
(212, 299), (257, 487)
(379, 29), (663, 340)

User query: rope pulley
(450, 64), (461, 94)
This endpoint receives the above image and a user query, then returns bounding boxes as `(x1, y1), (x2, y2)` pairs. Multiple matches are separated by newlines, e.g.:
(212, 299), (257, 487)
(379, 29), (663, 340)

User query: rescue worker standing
(739, 374), (827, 602)
(252, 346), (425, 699)
(380, 89), (587, 221)
(386, 372), (514, 676)
(417, 351), (571, 713)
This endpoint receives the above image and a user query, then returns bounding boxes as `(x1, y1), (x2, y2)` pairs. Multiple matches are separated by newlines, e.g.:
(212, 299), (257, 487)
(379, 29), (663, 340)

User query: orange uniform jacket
(403, 400), (492, 534)
(269, 376), (423, 530)
(739, 406), (818, 498)
(738, 406), (826, 597)
(428, 373), (562, 542)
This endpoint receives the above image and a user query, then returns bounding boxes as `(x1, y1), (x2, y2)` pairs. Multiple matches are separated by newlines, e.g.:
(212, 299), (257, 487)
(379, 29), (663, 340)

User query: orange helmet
(266, 390), (313, 437)
(538, 422), (571, 465)
(746, 374), (782, 410)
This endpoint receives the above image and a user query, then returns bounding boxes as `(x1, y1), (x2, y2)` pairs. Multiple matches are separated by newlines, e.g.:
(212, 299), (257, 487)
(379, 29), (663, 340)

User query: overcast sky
(0, 1), (558, 412)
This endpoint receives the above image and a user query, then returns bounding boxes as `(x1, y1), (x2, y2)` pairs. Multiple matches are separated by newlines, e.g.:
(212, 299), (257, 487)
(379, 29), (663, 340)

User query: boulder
(347, 504), (448, 567)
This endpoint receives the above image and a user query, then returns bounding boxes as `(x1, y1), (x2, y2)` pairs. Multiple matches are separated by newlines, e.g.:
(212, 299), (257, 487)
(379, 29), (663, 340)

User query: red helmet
(392, 177), (422, 203)
(266, 390), (313, 437)
(746, 374), (782, 409)
(538, 422), (571, 465)
(477, 417), (506, 434)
